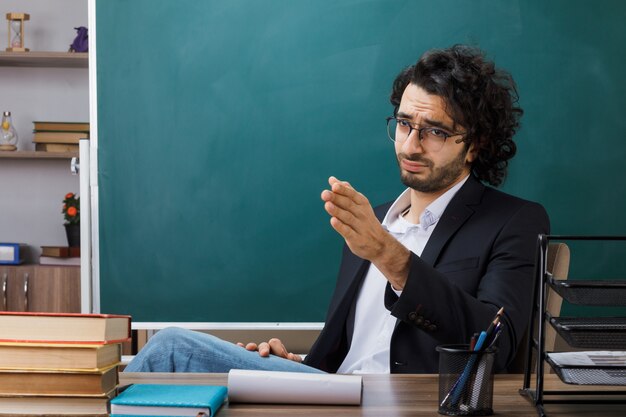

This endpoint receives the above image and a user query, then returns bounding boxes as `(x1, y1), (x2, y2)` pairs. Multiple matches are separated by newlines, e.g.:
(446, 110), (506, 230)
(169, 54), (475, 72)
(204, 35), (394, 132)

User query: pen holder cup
(436, 344), (498, 416)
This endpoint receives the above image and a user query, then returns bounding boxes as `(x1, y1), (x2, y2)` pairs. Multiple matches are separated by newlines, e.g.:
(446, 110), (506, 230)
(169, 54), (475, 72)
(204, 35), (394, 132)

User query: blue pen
(447, 331), (487, 407)
(473, 331), (488, 351)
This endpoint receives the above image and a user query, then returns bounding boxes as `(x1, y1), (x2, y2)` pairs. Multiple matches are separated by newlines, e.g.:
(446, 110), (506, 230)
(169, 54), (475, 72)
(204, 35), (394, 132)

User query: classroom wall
(0, 0), (88, 262)
(96, 0), (626, 321)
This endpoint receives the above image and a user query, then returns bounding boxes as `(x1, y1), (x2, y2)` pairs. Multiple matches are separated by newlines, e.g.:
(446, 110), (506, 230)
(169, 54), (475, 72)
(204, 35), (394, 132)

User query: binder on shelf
(0, 243), (27, 264)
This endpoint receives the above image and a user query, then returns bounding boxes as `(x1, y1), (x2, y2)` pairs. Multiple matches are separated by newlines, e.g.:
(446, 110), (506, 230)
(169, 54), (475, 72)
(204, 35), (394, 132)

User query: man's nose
(402, 129), (424, 153)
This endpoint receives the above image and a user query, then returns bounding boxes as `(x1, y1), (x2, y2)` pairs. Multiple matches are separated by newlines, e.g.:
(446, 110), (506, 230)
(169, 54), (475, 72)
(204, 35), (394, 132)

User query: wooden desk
(120, 373), (624, 416)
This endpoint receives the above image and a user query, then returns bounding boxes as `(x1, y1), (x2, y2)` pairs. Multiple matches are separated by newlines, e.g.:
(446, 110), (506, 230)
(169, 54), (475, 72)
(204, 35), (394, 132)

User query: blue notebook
(110, 384), (228, 417)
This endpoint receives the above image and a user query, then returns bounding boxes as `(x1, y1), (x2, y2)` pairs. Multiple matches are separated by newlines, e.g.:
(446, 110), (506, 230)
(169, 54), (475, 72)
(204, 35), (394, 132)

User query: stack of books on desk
(40, 245), (81, 266)
(32, 121), (89, 153)
(0, 311), (131, 416)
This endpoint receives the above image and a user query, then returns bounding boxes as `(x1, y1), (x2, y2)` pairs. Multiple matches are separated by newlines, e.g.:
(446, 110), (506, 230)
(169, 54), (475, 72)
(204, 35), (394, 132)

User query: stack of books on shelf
(0, 311), (131, 416)
(33, 121), (89, 153)
(40, 245), (81, 266)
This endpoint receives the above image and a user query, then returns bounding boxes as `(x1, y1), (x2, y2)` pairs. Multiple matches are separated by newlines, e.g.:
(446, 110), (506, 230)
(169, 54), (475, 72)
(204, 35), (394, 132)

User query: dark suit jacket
(304, 175), (550, 373)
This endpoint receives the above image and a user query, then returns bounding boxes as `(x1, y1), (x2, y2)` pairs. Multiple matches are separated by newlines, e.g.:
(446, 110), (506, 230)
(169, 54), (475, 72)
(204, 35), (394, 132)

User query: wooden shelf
(0, 51), (87, 68)
(0, 151), (78, 159)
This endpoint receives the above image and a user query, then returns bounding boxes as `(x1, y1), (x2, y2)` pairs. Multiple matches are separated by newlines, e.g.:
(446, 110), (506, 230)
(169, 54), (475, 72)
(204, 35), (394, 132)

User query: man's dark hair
(390, 45), (522, 187)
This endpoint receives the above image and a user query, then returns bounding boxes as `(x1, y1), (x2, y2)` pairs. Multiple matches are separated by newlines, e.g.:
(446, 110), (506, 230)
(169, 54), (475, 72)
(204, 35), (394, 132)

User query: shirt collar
(383, 175), (470, 233)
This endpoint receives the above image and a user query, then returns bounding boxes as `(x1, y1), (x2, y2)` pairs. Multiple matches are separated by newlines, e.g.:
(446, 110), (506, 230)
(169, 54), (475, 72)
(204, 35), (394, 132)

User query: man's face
(394, 84), (473, 193)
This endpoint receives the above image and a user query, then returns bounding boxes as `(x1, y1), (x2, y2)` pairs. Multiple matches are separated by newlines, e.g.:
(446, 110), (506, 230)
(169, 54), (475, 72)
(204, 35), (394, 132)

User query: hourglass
(6, 13), (30, 52)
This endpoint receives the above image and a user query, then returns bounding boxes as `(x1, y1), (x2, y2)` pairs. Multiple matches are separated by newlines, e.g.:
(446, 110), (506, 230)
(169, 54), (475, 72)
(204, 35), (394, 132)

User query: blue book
(0, 243), (26, 265)
(110, 384), (228, 417)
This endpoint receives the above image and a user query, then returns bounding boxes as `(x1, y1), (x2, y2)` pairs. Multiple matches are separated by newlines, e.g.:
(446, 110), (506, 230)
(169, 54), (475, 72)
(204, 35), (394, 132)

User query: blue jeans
(124, 327), (325, 373)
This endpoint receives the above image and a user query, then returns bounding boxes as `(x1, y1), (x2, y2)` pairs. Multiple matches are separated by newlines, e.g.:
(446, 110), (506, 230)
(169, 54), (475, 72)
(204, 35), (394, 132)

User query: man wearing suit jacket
(126, 45), (549, 374)
(257, 44), (549, 373)
(306, 174), (547, 373)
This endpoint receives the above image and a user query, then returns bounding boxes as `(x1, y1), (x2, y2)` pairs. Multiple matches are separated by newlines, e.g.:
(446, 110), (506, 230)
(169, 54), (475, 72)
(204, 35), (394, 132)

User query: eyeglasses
(386, 117), (466, 152)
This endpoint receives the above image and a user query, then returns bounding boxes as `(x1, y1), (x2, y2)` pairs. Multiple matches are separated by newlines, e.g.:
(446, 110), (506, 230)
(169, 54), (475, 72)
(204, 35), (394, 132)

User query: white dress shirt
(337, 176), (468, 374)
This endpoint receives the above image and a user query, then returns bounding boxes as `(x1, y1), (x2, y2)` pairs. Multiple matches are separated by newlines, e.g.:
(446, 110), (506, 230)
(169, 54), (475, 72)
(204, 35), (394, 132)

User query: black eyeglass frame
(386, 117), (467, 148)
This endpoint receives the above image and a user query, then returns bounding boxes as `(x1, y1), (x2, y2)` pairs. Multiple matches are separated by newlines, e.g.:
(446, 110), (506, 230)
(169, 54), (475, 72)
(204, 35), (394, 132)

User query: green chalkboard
(96, 0), (626, 322)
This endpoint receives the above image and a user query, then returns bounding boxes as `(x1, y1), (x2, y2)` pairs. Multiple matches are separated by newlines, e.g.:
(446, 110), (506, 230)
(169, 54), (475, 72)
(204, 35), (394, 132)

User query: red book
(40, 246), (80, 258)
(0, 312), (131, 344)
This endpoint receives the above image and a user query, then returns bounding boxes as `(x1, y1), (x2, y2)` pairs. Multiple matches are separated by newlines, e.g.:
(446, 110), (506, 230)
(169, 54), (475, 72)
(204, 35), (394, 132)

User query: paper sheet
(227, 370), (362, 405)
(548, 351), (626, 367)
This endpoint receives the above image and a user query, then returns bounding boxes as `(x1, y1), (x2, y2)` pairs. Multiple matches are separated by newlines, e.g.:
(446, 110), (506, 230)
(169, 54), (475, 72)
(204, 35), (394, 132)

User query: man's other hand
(236, 338), (302, 362)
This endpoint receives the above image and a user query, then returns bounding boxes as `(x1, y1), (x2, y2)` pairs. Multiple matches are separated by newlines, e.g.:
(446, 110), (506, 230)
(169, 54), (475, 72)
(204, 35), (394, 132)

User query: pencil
(484, 307), (504, 339)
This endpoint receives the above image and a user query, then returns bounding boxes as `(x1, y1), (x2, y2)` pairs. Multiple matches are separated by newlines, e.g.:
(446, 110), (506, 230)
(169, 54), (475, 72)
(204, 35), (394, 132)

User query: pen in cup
(440, 307), (505, 408)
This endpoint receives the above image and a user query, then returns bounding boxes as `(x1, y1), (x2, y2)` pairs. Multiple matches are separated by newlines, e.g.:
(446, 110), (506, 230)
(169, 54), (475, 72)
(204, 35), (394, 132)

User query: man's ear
(465, 142), (478, 164)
